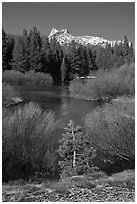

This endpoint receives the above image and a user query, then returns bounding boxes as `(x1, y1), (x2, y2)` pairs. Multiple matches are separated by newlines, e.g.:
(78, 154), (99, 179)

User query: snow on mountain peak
(48, 27), (59, 38)
(48, 28), (122, 47)
(60, 28), (68, 33)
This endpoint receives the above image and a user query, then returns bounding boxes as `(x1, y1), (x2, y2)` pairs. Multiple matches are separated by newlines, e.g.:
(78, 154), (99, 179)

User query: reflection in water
(61, 98), (69, 116)
(14, 85), (103, 127)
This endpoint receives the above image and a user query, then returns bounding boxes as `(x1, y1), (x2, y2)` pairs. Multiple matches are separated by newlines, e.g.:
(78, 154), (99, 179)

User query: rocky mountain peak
(60, 29), (69, 34)
(48, 27), (123, 47)
(48, 27), (59, 38)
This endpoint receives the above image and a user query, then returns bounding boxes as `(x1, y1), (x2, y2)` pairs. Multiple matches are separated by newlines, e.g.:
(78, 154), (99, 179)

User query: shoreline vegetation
(2, 83), (22, 107)
(3, 102), (59, 182)
(2, 70), (53, 86)
(69, 63), (135, 101)
(85, 99), (135, 163)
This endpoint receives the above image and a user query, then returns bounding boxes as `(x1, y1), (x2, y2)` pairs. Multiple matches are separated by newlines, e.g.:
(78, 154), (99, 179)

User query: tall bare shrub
(2, 102), (58, 181)
(85, 100), (135, 162)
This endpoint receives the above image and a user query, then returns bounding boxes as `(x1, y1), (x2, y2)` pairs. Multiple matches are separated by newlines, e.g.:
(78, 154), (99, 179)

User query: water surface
(14, 85), (103, 127)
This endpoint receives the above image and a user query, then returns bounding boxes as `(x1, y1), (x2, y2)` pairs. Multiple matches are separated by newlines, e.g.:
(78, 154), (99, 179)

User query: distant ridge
(48, 27), (123, 47)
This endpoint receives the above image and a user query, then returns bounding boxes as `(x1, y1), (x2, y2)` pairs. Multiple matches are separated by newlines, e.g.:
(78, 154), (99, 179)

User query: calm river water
(13, 85), (125, 173)
(14, 85), (103, 127)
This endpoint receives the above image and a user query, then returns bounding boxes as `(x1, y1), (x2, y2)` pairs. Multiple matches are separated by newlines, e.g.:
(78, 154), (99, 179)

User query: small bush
(85, 100), (135, 163)
(41, 180), (58, 189)
(2, 102), (58, 181)
(2, 70), (53, 85)
(61, 175), (96, 189)
(69, 63), (135, 100)
(53, 182), (68, 194)
(111, 169), (135, 180)
(2, 83), (18, 107)
(96, 170), (135, 189)
(86, 171), (107, 180)
(126, 180), (135, 189)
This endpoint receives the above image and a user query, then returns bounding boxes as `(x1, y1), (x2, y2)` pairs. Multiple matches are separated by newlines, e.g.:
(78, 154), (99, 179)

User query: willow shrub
(2, 102), (58, 181)
(85, 99), (135, 165)
(69, 63), (135, 100)
(2, 70), (53, 85)
(2, 83), (19, 107)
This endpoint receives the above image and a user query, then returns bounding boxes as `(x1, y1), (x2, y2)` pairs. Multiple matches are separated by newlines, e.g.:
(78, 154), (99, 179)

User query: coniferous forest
(2, 26), (134, 84)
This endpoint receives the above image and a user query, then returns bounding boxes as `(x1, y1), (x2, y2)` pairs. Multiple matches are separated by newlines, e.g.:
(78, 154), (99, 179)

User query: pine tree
(79, 46), (88, 77)
(86, 48), (97, 74)
(123, 35), (129, 60)
(7, 36), (15, 70)
(71, 47), (82, 77)
(2, 28), (10, 70)
(61, 57), (67, 83)
(22, 29), (29, 52)
(28, 27), (43, 72)
(12, 36), (29, 72)
(42, 36), (50, 54)
(127, 42), (135, 64)
(95, 47), (107, 70)
(58, 120), (96, 179)
(48, 38), (63, 83)
(113, 41), (125, 67)
(105, 43), (115, 70)
(63, 55), (72, 81)
(41, 36), (50, 73)
(22, 29), (30, 71)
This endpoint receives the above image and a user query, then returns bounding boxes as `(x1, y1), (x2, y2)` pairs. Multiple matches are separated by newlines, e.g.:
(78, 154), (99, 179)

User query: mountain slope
(48, 27), (122, 47)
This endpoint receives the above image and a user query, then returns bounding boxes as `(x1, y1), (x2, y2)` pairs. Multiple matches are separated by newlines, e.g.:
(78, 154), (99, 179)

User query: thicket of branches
(85, 100), (135, 166)
(2, 102), (59, 181)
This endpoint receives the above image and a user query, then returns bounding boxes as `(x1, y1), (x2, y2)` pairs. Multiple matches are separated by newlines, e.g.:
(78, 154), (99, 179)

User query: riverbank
(2, 170), (135, 202)
(2, 70), (53, 85)
(69, 63), (135, 101)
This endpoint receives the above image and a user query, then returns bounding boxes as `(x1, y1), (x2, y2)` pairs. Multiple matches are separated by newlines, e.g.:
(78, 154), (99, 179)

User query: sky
(2, 2), (135, 45)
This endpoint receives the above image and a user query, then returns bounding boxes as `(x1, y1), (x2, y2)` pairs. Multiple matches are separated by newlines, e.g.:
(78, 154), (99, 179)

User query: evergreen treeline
(2, 27), (135, 84)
